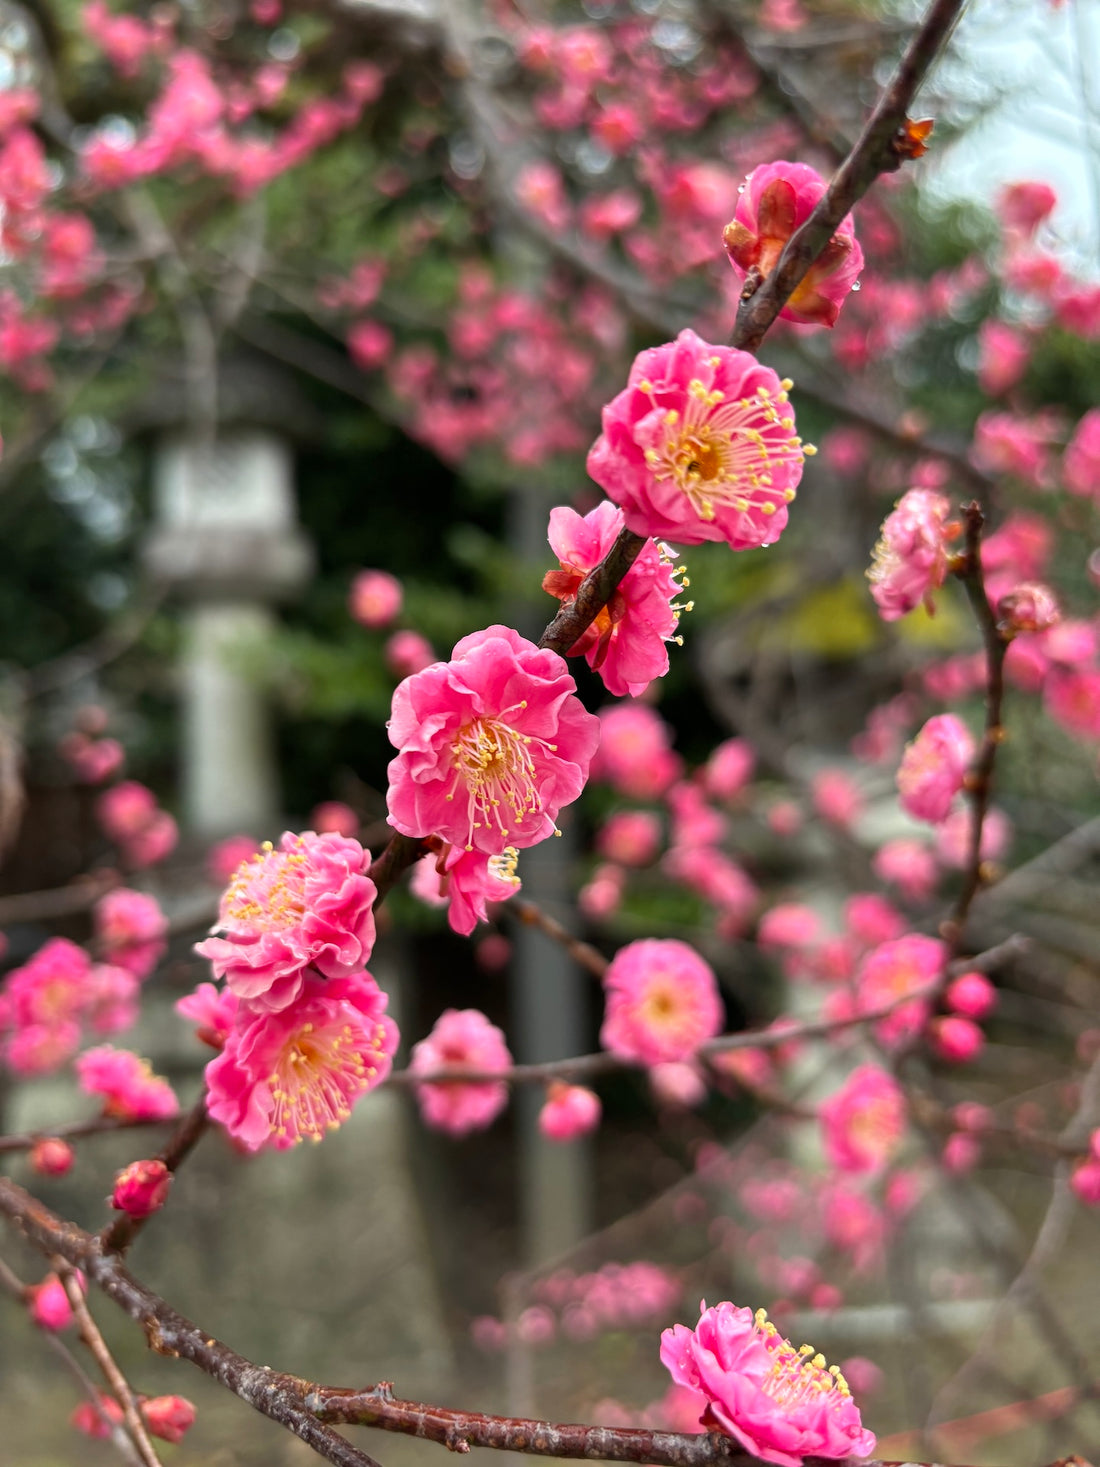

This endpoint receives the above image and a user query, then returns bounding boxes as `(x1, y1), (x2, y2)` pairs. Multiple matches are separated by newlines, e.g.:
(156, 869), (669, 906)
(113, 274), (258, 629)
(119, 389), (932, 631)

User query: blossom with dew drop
(386, 626), (599, 857)
(661, 1301), (876, 1466)
(587, 329), (809, 549)
(205, 971), (397, 1150)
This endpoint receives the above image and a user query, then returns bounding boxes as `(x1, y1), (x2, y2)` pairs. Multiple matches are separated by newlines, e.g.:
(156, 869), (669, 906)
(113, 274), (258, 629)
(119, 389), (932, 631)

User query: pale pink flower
(206, 971), (396, 1150)
(387, 626), (599, 855)
(661, 1301), (876, 1466)
(385, 628), (436, 677)
(601, 939), (723, 1065)
(819, 1183), (885, 1269)
(929, 1015), (985, 1063)
(811, 769), (864, 830)
(935, 806), (1012, 868)
(977, 320), (1030, 397)
(60, 734), (124, 784)
(650, 1061), (708, 1108)
(587, 329), (807, 549)
(542, 502), (683, 697)
(896, 714), (974, 824)
(591, 703), (681, 799)
(579, 863), (625, 919)
(844, 894), (904, 948)
(76, 1047), (179, 1120)
(997, 180), (1057, 236)
(123, 810), (178, 869)
(758, 904), (822, 951)
(84, 962), (140, 1036)
(175, 982), (239, 1050)
(1063, 408), (1100, 500)
(596, 811), (661, 867)
(579, 189), (643, 239)
(111, 1158), (172, 1217)
(855, 934), (946, 1048)
(310, 801), (359, 837)
(946, 970), (997, 1019)
(867, 489), (957, 620)
(667, 781), (727, 849)
(95, 888), (167, 980)
(196, 831), (377, 1012)
(408, 1008), (512, 1136)
(819, 1066), (906, 1174)
(539, 1082), (601, 1141)
(723, 162), (863, 327)
(997, 581), (1060, 635)
(663, 846), (758, 927)
(96, 781), (157, 842)
(972, 411), (1050, 486)
(349, 569), (403, 628)
(704, 738), (755, 801)
(206, 834), (260, 886)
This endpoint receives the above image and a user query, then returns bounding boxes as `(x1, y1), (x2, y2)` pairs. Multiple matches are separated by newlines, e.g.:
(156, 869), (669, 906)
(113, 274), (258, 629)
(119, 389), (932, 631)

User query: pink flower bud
(384, 628), (435, 677)
(953, 1101), (995, 1133)
(945, 971), (997, 1019)
(28, 1271), (83, 1331)
(141, 1395), (196, 1444)
(997, 581), (1060, 635)
(1070, 1157), (1100, 1207)
(929, 1015), (985, 1063)
(30, 1137), (75, 1177)
(349, 569), (402, 628)
(649, 1061), (708, 1108)
(71, 1393), (124, 1439)
(942, 1132), (981, 1173)
(112, 1158), (173, 1217)
(538, 1082), (601, 1142)
(310, 801), (359, 837)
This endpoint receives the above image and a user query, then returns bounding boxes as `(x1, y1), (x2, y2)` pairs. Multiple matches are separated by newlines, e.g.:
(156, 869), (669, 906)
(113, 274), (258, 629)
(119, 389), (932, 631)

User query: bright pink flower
(723, 162), (863, 327)
(311, 801), (359, 837)
(661, 1302), (876, 1466)
(542, 502), (684, 697)
(72, 1393), (124, 1439)
(30, 1137), (74, 1178)
(387, 626), (599, 855)
(998, 180), (1057, 236)
(935, 805), (1012, 868)
(4, 937), (90, 1029)
(867, 489), (957, 620)
(1063, 408), (1100, 500)
(142, 1396), (196, 1444)
(430, 844), (522, 936)
(539, 1082), (601, 1141)
(60, 733), (124, 783)
(348, 319), (393, 372)
(205, 971), (396, 1150)
(811, 769), (863, 830)
(663, 847), (758, 927)
(844, 894), (905, 948)
(75, 1046), (179, 1120)
(111, 1158), (172, 1217)
(587, 329), (807, 549)
(667, 781), (727, 848)
(96, 780), (157, 842)
(515, 160), (570, 231)
(84, 962), (140, 1036)
(28, 1273), (82, 1332)
(591, 703), (681, 799)
(123, 810), (178, 869)
(175, 982), (239, 1049)
(601, 939), (722, 1065)
(5, 1021), (81, 1077)
(977, 320), (1030, 397)
(408, 1008), (512, 1136)
(82, 1), (171, 76)
(349, 569), (403, 628)
(579, 189), (643, 238)
(943, 971), (996, 1021)
(1071, 1158), (1100, 1206)
(758, 904), (822, 951)
(972, 411), (1050, 486)
(929, 1015), (985, 1063)
(855, 934), (946, 1048)
(997, 581), (1060, 635)
(596, 811), (662, 867)
(196, 831), (377, 1012)
(385, 628), (436, 677)
(95, 888), (167, 980)
(704, 738), (755, 801)
(896, 714), (974, 824)
(819, 1066), (906, 1174)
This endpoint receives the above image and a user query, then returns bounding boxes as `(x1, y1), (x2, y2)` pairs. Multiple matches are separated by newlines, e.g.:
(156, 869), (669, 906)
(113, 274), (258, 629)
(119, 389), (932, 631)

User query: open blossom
(542, 502), (685, 697)
(206, 971), (397, 1150)
(587, 329), (808, 549)
(596, 810), (661, 867)
(896, 714), (974, 824)
(196, 831), (377, 1012)
(723, 162), (863, 327)
(95, 888), (168, 979)
(349, 568), (403, 628)
(422, 844), (522, 936)
(661, 1302), (876, 1466)
(75, 1046), (179, 1120)
(855, 934), (946, 1048)
(591, 702), (681, 799)
(977, 320), (1030, 397)
(867, 489), (957, 620)
(819, 1066), (906, 1174)
(4, 937), (90, 1029)
(176, 981), (239, 1050)
(601, 939), (723, 1065)
(704, 738), (755, 801)
(409, 1008), (512, 1136)
(387, 626), (599, 856)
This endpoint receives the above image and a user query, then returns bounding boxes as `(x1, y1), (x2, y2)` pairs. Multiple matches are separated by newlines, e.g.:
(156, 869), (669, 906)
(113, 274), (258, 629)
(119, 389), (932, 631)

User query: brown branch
(511, 898), (609, 979)
(98, 1096), (210, 1256)
(56, 1261), (165, 1467)
(732, 0), (967, 352)
(942, 502), (1009, 948)
(0, 869), (118, 925)
(0, 1114), (175, 1156)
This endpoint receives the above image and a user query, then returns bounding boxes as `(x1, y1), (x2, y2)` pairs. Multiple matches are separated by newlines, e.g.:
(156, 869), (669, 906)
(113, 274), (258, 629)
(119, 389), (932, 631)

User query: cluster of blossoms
(96, 780), (178, 869)
(473, 1260), (682, 1349)
(187, 831), (397, 1150)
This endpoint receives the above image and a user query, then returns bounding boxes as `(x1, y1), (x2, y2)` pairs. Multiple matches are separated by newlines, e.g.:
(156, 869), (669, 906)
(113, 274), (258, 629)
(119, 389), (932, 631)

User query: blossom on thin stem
(408, 1008), (512, 1136)
(587, 329), (809, 549)
(896, 714), (974, 824)
(867, 489), (958, 621)
(601, 938), (722, 1065)
(819, 1066), (906, 1174)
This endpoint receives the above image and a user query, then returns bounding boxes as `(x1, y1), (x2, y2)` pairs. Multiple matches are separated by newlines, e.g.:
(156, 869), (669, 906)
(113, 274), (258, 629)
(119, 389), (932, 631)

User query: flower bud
(28, 1271), (82, 1331)
(111, 1158), (172, 1218)
(945, 970), (997, 1019)
(142, 1395), (196, 1444)
(929, 1015), (985, 1063)
(997, 580), (1060, 634)
(538, 1083), (601, 1142)
(30, 1136), (75, 1177)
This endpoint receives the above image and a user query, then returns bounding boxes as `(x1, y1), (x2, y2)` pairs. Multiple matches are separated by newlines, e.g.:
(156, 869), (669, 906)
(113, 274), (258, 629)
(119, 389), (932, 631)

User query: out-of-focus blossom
(896, 715), (974, 824)
(349, 569), (402, 628)
(601, 939), (722, 1065)
(409, 1008), (512, 1136)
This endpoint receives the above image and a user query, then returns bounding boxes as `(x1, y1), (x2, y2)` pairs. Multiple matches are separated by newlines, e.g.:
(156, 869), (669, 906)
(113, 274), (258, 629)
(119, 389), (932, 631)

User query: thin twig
(0, 1114), (175, 1156)
(98, 1096), (210, 1256)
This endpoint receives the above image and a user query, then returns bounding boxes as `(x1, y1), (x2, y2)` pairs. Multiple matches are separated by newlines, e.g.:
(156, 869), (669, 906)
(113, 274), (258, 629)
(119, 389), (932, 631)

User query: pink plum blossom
(385, 629), (436, 677)
(977, 320), (1030, 397)
(425, 844), (522, 936)
(997, 582), (1060, 635)
(196, 831), (377, 1012)
(591, 703), (681, 799)
(1071, 1158), (1100, 1206)
(660, 1301), (876, 1466)
(206, 834), (260, 886)
(30, 1137), (74, 1178)
(855, 934), (946, 1048)
(601, 939), (723, 1065)
(896, 714), (974, 824)
(819, 1066), (906, 1174)
(59, 733), (124, 784)
(111, 1158), (172, 1217)
(311, 801), (359, 837)
(142, 1396), (196, 1445)
(704, 738), (755, 801)
(579, 862), (626, 919)
(95, 888), (167, 980)
(946, 970), (997, 1019)
(935, 806), (1012, 868)
(176, 982), (239, 1050)
(998, 181), (1057, 236)
(348, 319), (393, 371)
(650, 1061), (708, 1108)
(124, 810), (178, 868)
(587, 329), (808, 549)
(867, 489), (957, 620)
(844, 894), (904, 948)
(28, 1273), (82, 1332)
(387, 626), (599, 855)
(4, 937), (90, 1030)
(1063, 408), (1100, 500)
(349, 569), (403, 628)
(539, 1082), (602, 1141)
(723, 162), (863, 327)
(596, 811), (661, 867)
(542, 502), (684, 697)
(76, 1047), (179, 1120)
(408, 1008), (512, 1136)
(811, 769), (864, 830)
(96, 781), (157, 842)
(972, 411), (1051, 486)
(205, 971), (396, 1149)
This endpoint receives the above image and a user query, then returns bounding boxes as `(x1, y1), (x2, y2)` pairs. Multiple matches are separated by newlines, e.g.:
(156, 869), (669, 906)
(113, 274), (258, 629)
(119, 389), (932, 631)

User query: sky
(925, 0), (1100, 276)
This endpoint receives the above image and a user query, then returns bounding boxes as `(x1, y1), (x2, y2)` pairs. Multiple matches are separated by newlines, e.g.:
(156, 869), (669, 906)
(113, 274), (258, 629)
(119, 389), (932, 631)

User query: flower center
(448, 712), (554, 848)
(640, 375), (808, 524)
(752, 1309), (851, 1407)
(225, 841), (309, 934)
(641, 978), (680, 1026)
(268, 1018), (384, 1144)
